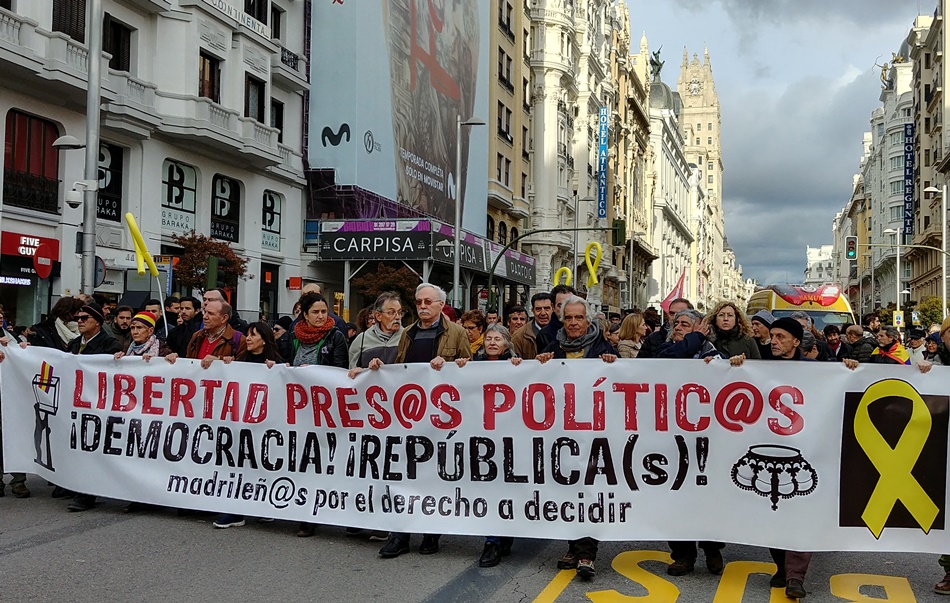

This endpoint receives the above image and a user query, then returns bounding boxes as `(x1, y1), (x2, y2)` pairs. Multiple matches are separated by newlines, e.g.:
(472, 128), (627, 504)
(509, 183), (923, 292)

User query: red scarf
(294, 319), (334, 345)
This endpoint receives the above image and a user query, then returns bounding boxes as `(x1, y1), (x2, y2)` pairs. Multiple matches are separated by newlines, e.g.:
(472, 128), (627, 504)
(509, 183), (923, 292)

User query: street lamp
(452, 115), (485, 309)
(883, 227), (904, 320)
(924, 184), (947, 319)
(52, 0), (103, 295)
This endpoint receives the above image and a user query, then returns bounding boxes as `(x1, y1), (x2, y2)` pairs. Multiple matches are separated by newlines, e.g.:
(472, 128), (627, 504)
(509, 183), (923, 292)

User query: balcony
(267, 143), (306, 183)
(530, 48), (572, 75)
(102, 70), (161, 139)
(272, 45), (309, 92)
(155, 93), (281, 167)
(498, 74), (514, 94)
(557, 142), (567, 156)
(2, 169), (59, 215)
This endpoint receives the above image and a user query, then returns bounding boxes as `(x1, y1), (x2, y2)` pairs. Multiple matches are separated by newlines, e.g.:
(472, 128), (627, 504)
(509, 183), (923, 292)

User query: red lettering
(142, 375), (165, 415)
(365, 385), (392, 429)
(336, 387), (362, 428)
(393, 384), (427, 428)
(112, 373), (137, 412)
(200, 379), (223, 419)
(220, 381), (240, 422)
(564, 383), (592, 431)
(97, 371), (108, 409)
(523, 383), (555, 431)
(170, 378), (196, 418)
(285, 383), (307, 424)
(613, 383), (648, 431)
(482, 384), (515, 430)
(768, 385), (804, 436)
(430, 384), (461, 429)
(714, 382), (764, 432)
(654, 384), (669, 431)
(675, 383), (710, 432)
(73, 369), (91, 408)
(243, 383), (268, 423)
(310, 385), (336, 427)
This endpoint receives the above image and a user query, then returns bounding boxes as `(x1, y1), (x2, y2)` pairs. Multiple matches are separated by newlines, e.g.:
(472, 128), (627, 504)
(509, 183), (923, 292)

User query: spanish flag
(869, 344), (911, 365)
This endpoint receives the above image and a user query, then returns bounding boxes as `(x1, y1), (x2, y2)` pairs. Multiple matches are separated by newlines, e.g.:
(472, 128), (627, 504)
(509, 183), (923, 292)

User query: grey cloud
(669, 0), (920, 29)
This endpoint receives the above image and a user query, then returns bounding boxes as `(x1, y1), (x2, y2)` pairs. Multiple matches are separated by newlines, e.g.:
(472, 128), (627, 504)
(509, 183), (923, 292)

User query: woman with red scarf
(292, 292), (348, 537)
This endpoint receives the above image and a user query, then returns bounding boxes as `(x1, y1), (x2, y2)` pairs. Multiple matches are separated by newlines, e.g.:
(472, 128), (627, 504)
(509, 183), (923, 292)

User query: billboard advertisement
(310, 1), (489, 236)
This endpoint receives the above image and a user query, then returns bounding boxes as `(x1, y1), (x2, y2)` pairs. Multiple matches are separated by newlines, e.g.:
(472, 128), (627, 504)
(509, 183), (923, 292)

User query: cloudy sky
(626, 0), (927, 285)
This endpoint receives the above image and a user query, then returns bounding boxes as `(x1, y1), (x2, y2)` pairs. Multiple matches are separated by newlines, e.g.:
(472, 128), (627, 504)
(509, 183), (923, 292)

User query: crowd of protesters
(3, 284), (950, 600)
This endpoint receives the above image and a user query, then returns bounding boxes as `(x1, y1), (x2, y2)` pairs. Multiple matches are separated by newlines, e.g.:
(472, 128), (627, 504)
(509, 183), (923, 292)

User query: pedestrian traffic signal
(846, 236), (858, 261)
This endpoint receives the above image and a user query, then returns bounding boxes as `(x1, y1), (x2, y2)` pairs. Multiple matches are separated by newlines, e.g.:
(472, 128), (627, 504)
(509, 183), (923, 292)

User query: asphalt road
(1, 475), (947, 602)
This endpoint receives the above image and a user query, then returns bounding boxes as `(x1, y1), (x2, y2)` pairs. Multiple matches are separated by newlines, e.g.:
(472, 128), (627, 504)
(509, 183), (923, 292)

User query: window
(0, 0), (10, 9)
(161, 159), (198, 233)
(244, 0), (267, 24)
(498, 221), (508, 245)
(497, 47), (512, 87)
(889, 180), (903, 195)
(496, 101), (512, 139)
(707, 161), (713, 171)
(522, 126), (529, 158)
(261, 190), (282, 251)
(103, 13), (133, 73)
(199, 52), (221, 103)
(496, 153), (504, 181)
(487, 216), (495, 241)
(270, 98), (284, 143)
(245, 75), (265, 122)
(510, 227), (519, 251)
(211, 174), (241, 242)
(708, 122), (713, 130)
(97, 142), (124, 222)
(503, 157), (511, 186)
(695, 138), (700, 145)
(3, 110), (60, 213)
(521, 173), (527, 198)
(889, 205), (902, 221)
(707, 137), (712, 145)
(888, 131), (902, 147)
(889, 156), (904, 170)
(53, 0), (86, 43)
(707, 174), (713, 184)
(697, 123), (702, 131)
(270, 4), (283, 41)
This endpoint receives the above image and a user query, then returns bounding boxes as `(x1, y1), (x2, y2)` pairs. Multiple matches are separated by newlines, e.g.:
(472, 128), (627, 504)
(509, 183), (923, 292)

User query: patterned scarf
(127, 335), (160, 357)
(295, 319), (334, 345)
(556, 323), (602, 353)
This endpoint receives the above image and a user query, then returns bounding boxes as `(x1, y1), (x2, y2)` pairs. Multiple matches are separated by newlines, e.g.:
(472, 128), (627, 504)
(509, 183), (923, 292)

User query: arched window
(3, 110), (60, 213)
(510, 227), (519, 250)
(486, 215), (495, 241)
(498, 221), (507, 245)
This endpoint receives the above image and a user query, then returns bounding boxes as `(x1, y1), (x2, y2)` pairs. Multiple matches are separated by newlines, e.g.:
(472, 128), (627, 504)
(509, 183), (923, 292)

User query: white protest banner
(2, 345), (949, 553)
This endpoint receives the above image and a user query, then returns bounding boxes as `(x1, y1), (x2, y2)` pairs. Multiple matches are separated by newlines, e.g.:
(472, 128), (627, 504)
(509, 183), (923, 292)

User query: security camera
(65, 189), (83, 209)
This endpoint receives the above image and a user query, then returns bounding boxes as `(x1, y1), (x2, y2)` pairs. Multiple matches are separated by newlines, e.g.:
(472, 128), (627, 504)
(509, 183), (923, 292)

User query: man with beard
(823, 325), (852, 361)
(639, 298), (694, 358)
(112, 306), (134, 350)
(161, 296), (201, 357)
(511, 293), (553, 360)
(537, 295), (618, 580)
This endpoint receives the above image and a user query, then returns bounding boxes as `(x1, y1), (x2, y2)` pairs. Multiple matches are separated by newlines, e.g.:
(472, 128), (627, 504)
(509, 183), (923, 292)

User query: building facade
(0, 0), (308, 327)
(804, 245), (834, 286)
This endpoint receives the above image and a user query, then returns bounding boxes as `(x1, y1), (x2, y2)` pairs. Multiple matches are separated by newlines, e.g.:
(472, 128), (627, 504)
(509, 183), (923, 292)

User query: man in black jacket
(162, 296), (201, 356)
(536, 284), (576, 352)
(638, 298), (693, 358)
(64, 302), (122, 512)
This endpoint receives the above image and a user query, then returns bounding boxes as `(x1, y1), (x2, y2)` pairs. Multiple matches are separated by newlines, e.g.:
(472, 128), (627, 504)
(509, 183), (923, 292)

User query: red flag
(660, 267), (687, 314)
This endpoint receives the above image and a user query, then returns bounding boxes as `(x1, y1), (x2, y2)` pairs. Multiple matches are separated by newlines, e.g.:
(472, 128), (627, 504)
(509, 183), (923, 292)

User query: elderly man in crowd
(166, 299), (246, 367)
(349, 291), (405, 371)
(537, 295), (617, 580)
(869, 325), (911, 365)
(639, 298), (694, 358)
(375, 283), (471, 559)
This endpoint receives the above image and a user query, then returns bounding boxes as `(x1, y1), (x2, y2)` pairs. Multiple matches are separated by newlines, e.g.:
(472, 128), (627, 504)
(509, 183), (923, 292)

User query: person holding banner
(291, 292), (349, 537)
(455, 323), (523, 567)
(460, 310), (487, 355)
(536, 295), (617, 580)
(348, 292), (405, 371)
(377, 283), (471, 558)
(707, 301), (760, 361)
(114, 312), (161, 361)
(869, 326), (912, 365)
(638, 298), (693, 359)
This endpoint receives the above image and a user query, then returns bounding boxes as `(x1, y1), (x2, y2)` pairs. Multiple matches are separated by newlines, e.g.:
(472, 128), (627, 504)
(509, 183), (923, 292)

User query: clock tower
(677, 47), (724, 309)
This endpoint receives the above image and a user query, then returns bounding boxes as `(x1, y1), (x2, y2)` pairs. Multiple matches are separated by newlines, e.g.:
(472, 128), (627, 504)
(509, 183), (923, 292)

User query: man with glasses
(376, 283), (471, 558)
(65, 302), (122, 512)
(348, 291), (405, 370)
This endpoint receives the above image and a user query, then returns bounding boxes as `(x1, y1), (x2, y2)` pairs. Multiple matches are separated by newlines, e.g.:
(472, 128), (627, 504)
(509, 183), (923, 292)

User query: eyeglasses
(463, 324), (480, 331)
(378, 310), (404, 317)
(76, 314), (91, 322)
(415, 299), (442, 306)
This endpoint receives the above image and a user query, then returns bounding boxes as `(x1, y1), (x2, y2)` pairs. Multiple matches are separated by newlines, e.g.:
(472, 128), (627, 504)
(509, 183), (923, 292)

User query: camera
(65, 189), (83, 209)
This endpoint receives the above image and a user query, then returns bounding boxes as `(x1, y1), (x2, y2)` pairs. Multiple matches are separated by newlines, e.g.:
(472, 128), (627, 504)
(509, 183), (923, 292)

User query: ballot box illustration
(31, 361), (59, 470)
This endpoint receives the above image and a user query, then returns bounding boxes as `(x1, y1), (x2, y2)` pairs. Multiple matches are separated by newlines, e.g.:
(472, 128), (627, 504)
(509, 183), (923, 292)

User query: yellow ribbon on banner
(854, 379), (939, 538)
(585, 241), (602, 289)
(553, 267), (573, 287)
(124, 213), (160, 277)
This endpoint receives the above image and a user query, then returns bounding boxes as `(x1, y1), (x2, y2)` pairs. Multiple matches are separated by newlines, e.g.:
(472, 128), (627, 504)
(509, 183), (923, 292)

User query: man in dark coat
(65, 302), (122, 512)
(161, 296), (201, 357)
(638, 297), (693, 358)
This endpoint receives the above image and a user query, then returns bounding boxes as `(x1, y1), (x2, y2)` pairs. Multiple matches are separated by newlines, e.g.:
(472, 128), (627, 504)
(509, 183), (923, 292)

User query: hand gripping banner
(3, 345), (950, 553)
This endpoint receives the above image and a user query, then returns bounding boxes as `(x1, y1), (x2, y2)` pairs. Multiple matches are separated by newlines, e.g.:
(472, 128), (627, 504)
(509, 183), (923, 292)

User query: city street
(1, 476), (946, 603)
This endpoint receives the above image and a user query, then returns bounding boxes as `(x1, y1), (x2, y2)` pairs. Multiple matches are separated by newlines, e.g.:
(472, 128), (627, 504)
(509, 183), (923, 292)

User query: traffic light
(845, 236), (858, 261)
(611, 219), (626, 246)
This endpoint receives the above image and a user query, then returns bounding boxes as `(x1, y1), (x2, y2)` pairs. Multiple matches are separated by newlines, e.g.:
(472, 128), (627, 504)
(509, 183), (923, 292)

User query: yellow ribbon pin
(585, 241), (602, 289)
(553, 267), (573, 287)
(854, 379), (939, 538)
